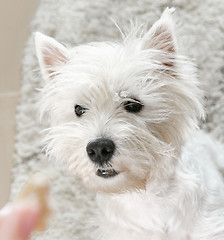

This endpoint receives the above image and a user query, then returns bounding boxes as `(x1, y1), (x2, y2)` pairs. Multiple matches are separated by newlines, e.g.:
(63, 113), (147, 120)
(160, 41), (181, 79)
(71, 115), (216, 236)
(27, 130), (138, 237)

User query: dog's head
(35, 8), (204, 193)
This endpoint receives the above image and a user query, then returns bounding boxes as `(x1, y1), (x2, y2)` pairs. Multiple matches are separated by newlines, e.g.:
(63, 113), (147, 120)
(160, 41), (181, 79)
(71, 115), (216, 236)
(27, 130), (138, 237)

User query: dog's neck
(96, 159), (201, 238)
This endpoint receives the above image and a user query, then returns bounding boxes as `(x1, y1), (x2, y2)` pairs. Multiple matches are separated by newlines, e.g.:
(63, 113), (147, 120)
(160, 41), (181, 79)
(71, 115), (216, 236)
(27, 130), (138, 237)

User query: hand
(0, 203), (40, 240)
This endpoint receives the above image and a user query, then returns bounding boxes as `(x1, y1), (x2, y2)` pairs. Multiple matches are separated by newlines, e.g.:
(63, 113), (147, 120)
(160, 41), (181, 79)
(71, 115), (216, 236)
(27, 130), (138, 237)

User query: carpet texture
(10, 0), (224, 239)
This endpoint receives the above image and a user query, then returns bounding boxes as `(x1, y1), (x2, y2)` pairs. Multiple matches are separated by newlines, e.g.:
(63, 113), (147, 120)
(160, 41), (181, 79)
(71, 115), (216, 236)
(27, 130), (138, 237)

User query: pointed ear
(35, 32), (69, 81)
(141, 8), (177, 54)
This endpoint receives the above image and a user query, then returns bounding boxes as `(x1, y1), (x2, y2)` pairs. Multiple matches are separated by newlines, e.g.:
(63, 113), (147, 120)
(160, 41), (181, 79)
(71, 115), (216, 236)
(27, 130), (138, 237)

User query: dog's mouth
(96, 168), (119, 178)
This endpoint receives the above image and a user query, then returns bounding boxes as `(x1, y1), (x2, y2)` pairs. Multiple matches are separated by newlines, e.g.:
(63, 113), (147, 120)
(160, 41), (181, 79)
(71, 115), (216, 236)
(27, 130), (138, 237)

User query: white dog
(35, 8), (224, 240)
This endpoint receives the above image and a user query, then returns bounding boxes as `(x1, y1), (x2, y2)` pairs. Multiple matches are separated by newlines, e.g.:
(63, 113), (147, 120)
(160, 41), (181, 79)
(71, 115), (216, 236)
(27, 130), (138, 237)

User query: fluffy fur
(35, 8), (224, 240)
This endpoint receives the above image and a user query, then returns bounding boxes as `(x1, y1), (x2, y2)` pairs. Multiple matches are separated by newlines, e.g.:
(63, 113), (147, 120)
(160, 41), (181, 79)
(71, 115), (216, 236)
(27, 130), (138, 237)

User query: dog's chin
(84, 169), (147, 194)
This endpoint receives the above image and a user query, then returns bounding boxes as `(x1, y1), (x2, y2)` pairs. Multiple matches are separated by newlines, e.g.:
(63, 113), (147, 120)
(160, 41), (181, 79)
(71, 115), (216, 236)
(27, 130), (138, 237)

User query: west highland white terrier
(35, 8), (224, 240)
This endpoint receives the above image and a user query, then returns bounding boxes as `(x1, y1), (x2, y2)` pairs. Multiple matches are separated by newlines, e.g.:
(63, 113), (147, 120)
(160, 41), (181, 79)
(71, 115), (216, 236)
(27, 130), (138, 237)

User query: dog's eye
(124, 99), (143, 113)
(75, 105), (86, 117)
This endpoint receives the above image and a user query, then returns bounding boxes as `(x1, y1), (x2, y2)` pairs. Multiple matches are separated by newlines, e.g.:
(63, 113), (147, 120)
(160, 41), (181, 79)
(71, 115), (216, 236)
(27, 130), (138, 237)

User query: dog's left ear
(141, 8), (177, 55)
(35, 32), (69, 82)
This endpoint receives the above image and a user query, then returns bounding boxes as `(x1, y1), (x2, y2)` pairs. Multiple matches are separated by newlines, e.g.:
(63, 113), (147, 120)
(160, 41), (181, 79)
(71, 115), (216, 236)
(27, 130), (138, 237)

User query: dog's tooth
(96, 168), (119, 178)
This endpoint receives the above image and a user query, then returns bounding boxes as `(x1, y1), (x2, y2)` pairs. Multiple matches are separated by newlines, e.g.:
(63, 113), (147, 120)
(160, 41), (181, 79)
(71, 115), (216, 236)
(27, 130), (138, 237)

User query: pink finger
(0, 203), (40, 240)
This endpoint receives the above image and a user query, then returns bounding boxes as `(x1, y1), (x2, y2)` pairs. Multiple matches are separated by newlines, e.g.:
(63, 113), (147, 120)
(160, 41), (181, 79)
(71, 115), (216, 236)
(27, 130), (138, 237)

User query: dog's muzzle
(86, 138), (119, 178)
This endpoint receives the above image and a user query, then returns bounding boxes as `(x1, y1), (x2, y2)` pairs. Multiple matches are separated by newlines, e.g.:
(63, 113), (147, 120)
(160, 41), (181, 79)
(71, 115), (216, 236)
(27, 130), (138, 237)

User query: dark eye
(124, 99), (143, 113)
(75, 105), (86, 117)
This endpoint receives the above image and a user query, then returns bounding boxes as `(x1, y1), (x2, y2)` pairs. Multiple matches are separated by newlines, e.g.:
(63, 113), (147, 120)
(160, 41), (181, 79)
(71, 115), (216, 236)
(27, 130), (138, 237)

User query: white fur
(35, 8), (224, 240)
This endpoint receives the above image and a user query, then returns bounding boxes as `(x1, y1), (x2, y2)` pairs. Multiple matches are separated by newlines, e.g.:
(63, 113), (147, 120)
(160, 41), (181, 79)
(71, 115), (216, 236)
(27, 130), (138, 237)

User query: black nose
(86, 138), (115, 166)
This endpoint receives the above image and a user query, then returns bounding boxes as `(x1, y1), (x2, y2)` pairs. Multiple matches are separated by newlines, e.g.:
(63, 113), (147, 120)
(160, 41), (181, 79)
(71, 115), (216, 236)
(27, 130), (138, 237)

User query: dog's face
(36, 9), (204, 193)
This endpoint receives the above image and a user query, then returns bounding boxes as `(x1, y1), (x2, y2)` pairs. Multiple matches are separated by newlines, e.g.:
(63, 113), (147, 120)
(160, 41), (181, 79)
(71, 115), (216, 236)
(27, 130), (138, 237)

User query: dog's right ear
(35, 32), (69, 81)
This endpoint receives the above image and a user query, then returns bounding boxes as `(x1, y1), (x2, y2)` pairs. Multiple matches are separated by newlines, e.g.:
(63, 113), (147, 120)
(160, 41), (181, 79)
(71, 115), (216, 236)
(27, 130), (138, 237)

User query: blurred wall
(0, 0), (39, 208)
